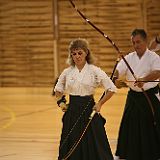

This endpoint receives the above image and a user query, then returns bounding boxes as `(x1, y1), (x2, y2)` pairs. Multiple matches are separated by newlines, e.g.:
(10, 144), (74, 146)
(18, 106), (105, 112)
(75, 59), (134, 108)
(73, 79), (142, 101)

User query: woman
(54, 38), (117, 160)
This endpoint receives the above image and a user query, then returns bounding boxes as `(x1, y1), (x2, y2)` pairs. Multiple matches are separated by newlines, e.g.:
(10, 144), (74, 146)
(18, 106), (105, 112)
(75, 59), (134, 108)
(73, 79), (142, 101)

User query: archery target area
(0, 0), (160, 160)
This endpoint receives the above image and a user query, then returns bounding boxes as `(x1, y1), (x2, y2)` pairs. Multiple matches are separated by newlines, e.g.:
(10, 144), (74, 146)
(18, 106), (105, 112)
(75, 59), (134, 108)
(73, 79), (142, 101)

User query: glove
(56, 95), (68, 112)
(59, 102), (68, 112)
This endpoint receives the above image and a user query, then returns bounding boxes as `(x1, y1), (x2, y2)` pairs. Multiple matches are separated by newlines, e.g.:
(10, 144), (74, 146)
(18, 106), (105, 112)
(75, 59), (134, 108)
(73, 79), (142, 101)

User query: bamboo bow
(68, 0), (155, 118)
(60, 1), (156, 159)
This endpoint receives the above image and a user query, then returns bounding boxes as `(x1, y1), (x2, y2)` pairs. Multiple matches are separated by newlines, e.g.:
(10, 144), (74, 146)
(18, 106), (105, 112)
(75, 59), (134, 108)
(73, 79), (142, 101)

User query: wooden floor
(0, 87), (128, 160)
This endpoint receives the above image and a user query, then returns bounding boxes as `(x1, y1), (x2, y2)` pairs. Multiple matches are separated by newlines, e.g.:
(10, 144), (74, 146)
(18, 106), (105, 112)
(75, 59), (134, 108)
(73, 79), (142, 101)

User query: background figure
(114, 29), (160, 160)
(54, 38), (117, 160)
(149, 35), (160, 52)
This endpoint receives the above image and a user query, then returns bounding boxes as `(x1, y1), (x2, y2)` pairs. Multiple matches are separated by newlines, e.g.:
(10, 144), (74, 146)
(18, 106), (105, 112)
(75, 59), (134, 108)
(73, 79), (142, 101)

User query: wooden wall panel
(0, 0), (159, 87)
(58, 0), (147, 75)
(0, 0), (54, 87)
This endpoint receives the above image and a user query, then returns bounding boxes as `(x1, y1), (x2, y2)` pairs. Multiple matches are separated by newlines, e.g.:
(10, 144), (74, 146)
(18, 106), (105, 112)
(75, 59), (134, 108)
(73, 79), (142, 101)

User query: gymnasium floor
(0, 87), (128, 160)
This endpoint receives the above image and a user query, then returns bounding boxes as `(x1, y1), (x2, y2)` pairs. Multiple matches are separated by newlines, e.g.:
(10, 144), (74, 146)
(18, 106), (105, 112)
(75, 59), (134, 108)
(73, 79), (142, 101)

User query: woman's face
(71, 48), (87, 68)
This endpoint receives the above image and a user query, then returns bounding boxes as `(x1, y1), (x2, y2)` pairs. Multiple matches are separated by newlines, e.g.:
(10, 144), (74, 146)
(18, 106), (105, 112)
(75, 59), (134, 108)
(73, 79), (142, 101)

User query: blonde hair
(67, 38), (94, 66)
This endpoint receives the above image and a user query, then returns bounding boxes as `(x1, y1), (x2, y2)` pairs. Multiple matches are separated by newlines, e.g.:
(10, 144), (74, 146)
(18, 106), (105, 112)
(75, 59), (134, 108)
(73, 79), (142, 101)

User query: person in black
(114, 29), (160, 160)
(54, 38), (117, 160)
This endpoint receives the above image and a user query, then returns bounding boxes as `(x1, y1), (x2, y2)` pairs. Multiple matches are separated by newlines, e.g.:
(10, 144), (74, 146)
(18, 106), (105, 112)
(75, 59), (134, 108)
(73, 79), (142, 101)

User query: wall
(0, 0), (159, 86)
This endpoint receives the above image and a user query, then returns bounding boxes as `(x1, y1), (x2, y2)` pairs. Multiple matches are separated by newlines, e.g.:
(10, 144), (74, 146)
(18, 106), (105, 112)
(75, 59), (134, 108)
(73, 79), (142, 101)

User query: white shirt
(117, 49), (160, 92)
(54, 63), (117, 96)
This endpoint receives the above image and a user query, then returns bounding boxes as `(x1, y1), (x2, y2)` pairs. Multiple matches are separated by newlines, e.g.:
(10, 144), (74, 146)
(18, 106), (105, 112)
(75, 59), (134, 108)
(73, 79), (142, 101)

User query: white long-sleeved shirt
(117, 49), (160, 92)
(54, 63), (117, 96)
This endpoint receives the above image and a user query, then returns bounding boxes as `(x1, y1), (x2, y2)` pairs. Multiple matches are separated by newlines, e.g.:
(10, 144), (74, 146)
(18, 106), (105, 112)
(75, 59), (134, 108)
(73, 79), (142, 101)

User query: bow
(68, 0), (155, 116)
(59, 98), (92, 151)
(61, 1), (156, 159)
(61, 110), (96, 160)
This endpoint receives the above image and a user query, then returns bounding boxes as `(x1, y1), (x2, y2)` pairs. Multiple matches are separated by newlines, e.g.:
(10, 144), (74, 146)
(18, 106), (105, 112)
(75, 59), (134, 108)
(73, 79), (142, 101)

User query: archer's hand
(115, 79), (127, 89)
(134, 78), (145, 88)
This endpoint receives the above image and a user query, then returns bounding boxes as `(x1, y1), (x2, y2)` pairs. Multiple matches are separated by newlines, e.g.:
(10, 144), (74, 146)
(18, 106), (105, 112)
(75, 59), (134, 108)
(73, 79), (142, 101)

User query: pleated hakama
(58, 95), (113, 160)
(116, 86), (160, 160)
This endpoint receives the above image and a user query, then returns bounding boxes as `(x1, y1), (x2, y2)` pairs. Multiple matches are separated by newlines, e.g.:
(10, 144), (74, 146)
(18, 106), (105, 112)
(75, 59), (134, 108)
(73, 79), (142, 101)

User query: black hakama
(115, 86), (160, 160)
(58, 95), (113, 160)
